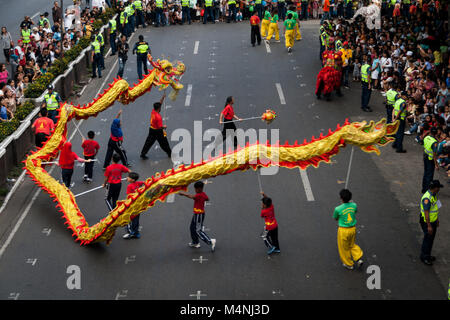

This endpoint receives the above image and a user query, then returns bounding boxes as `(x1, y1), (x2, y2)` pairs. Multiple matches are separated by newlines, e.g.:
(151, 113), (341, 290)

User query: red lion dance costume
(315, 47), (343, 101)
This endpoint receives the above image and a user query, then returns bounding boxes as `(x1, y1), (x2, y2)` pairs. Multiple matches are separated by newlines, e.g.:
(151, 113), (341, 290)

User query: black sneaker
(421, 258), (433, 266)
(396, 149), (407, 153)
(140, 154), (149, 160)
(430, 256), (436, 261)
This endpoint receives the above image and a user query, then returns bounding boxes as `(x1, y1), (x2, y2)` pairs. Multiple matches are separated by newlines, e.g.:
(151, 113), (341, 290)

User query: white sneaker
(211, 239), (216, 252)
(404, 131), (412, 135)
(70, 182), (75, 188)
(275, 40), (281, 43)
(342, 263), (354, 270)
(356, 259), (364, 269)
(189, 242), (201, 248)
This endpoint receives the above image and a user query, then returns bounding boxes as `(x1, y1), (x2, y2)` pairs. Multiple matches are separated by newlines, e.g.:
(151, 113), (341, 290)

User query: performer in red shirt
(58, 141), (90, 188)
(81, 130), (100, 183)
(103, 153), (130, 210)
(219, 96), (241, 148)
(31, 108), (55, 147)
(179, 181), (216, 251)
(140, 93), (172, 160)
(260, 192), (280, 255)
(250, 11), (261, 47)
(123, 171), (145, 239)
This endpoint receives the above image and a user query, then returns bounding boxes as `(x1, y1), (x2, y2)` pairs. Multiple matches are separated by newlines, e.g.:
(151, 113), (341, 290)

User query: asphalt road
(0, 20), (446, 300)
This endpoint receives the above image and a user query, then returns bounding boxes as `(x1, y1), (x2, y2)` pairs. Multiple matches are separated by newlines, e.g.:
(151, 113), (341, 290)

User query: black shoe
(140, 154), (149, 160)
(99, 75), (102, 78)
(110, 53), (116, 56)
(258, 42), (261, 45)
(126, 163), (132, 167)
(430, 256), (436, 261)
(92, 75), (97, 78)
(101, 67), (105, 70)
(252, 43), (255, 47)
(396, 149), (407, 153)
(316, 94), (321, 100)
(421, 258), (433, 266)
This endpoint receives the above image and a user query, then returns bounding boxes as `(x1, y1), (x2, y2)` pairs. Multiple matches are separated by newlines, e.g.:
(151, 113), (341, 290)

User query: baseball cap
(429, 180), (444, 189)
(343, 41), (348, 46)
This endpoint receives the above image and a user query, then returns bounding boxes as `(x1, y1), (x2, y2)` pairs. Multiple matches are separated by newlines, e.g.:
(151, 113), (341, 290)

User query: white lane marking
(185, 84), (192, 107)
(167, 194), (175, 203)
(115, 290), (128, 300)
(189, 290), (207, 300)
(8, 293), (20, 300)
(344, 147), (355, 189)
(31, 12), (40, 20)
(26, 258), (37, 266)
(193, 41), (199, 55)
(275, 83), (286, 105)
(125, 255), (136, 264)
(42, 228), (51, 236)
(265, 41), (271, 53)
(192, 256), (208, 264)
(299, 169), (315, 201)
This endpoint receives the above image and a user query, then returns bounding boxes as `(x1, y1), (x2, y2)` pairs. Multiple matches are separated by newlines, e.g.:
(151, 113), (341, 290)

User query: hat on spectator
(47, 84), (54, 90)
(343, 41), (348, 46)
(430, 127), (438, 135)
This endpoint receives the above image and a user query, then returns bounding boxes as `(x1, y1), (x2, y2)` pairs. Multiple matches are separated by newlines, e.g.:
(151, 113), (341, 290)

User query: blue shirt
(372, 58), (381, 73)
(0, 106), (8, 120)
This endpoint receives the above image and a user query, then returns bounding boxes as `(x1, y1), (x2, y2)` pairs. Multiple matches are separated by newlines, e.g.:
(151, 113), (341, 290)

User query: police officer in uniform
(181, 0), (191, 24)
(360, 55), (373, 112)
(255, 0), (263, 19)
(133, 35), (150, 80)
(419, 180), (443, 266)
(385, 82), (398, 123)
(119, 6), (129, 37)
(155, 0), (165, 27)
(97, 33), (105, 70)
(134, 0), (146, 28)
(21, 24), (31, 45)
(204, 0), (215, 24)
(421, 127), (439, 194)
(301, 0), (308, 20)
(391, 91), (408, 153)
(91, 35), (102, 79)
(109, 17), (117, 56)
(227, 0), (237, 23)
(44, 85), (62, 124)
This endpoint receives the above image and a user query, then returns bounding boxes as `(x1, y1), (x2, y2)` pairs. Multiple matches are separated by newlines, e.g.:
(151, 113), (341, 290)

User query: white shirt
(92, 0), (105, 9)
(64, 13), (75, 30)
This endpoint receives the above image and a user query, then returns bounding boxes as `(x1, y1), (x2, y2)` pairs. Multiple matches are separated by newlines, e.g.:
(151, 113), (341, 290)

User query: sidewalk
(349, 87), (450, 292)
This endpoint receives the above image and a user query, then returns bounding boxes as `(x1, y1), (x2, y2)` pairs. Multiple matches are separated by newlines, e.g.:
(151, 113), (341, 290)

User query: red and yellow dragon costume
(24, 55), (399, 246)
(315, 49), (343, 100)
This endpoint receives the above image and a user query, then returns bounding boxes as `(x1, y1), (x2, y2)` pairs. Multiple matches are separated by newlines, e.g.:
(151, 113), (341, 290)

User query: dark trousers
(222, 119), (238, 147)
(103, 138), (128, 169)
(204, 6), (215, 23)
(255, 4), (262, 18)
(422, 157), (435, 194)
(419, 218), (437, 260)
(386, 105), (393, 123)
(227, 4), (236, 22)
(3, 48), (10, 63)
(342, 65), (349, 87)
(190, 213), (212, 245)
(345, 4), (353, 19)
(100, 46), (105, 68)
(47, 109), (58, 124)
(141, 128), (172, 157)
(107, 182), (122, 210)
(117, 57), (127, 78)
(361, 82), (371, 109)
(301, 2), (308, 20)
(251, 25), (261, 45)
(136, 10), (145, 28)
(263, 227), (280, 250)
(278, 2), (286, 20)
(35, 132), (49, 148)
(155, 8), (164, 26)
(129, 15), (136, 32)
(61, 168), (73, 188)
(110, 32), (116, 54)
(84, 155), (95, 179)
(128, 215), (140, 235)
(137, 54), (148, 80)
(393, 119), (405, 151)
(92, 53), (102, 77)
(182, 6), (191, 24)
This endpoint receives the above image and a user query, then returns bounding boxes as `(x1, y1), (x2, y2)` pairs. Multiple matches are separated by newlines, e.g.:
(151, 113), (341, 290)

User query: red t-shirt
(59, 152), (80, 169)
(150, 110), (163, 129)
(33, 117), (54, 135)
(250, 16), (260, 26)
(261, 204), (278, 230)
(193, 192), (209, 214)
(104, 163), (129, 184)
(323, 0), (330, 12)
(81, 139), (100, 157)
(222, 104), (235, 120)
(127, 181), (144, 195)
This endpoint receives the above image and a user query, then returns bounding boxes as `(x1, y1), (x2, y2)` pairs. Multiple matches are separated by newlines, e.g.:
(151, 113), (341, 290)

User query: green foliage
(24, 72), (55, 98)
(0, 117), (20, 143)
(14, 101), (35, 121)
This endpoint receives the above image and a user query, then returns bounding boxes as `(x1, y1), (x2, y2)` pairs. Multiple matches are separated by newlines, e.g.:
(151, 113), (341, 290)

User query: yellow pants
(295, 24), (302, 40)
(337, 227), (363, 267)
(285, 29), (294, 48)
(266, 23), (279, 41)
(261, 19), (270, 38)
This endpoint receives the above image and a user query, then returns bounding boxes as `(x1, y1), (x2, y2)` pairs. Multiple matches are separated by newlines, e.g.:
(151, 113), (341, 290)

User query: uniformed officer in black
(132, 35), (151, 80)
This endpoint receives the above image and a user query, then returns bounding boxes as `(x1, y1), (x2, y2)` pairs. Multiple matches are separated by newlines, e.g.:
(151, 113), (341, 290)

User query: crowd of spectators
(321, 0), (449, 177)
(0, 0), (111, 122)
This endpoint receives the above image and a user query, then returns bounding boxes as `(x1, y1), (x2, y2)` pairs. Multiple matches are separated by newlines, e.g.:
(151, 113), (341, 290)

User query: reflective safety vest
(402, 0), (410, 4)
(136, 41), (149, 54)
(182, 0), (190, 6)
(134, 0), (143, 10)
(386, 89), (398, 106)
(278, 0), (285, 2)
(228, 0), (236, 5)
(156, 0), (163, 8)
(335, 39), (343, 51)
(420, 190), (439, 223)
(39, 18), (50, 27)
(126, 5), (135, 15)
(120, 11), (128, 24)
(98, 34), (104, 46)
(92, 40), (101, 54)
(361, 64), (370, 83)
(110, 19), (117, 34)
(21, 29), (31, 44)
(205, 0), (213, 6)
(394, 98), (407, 120)
(389, 0), (396, 7)
(320, 31), (328, 46)
(44, 92), (59, 110)
(423, 136), (437, 161)
(255, 0), (262, 4)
